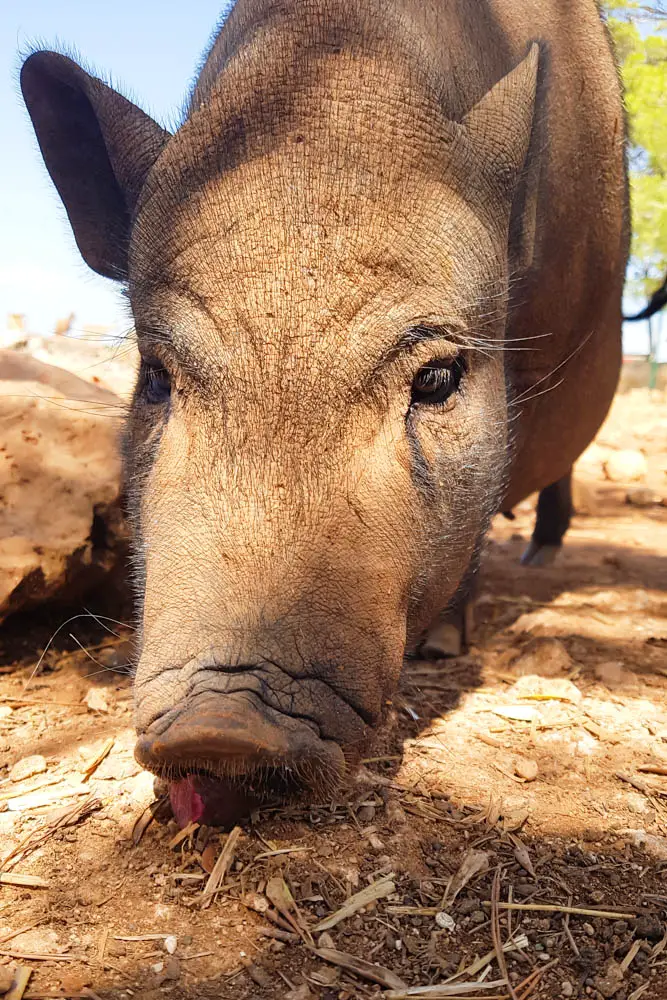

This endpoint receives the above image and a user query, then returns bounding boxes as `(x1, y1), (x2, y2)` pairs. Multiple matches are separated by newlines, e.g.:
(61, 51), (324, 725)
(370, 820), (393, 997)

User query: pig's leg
(419, 567), (477, 660)
(521, 470), (573, 567)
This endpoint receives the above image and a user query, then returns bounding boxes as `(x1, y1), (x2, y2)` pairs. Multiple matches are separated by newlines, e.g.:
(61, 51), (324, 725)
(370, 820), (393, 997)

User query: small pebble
(164, 935), (177, 955)
(590, 890), (605, 904)
(583, 922), (596, 937)
(435, 911), (456, 931)
(83, 687), (112, 713)
(515, 758), (539, 782)
(561, 982), (574, 997)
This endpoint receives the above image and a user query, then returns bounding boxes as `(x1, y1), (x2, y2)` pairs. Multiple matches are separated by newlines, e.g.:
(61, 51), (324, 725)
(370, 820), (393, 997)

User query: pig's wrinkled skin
(21, 0), (627, 821)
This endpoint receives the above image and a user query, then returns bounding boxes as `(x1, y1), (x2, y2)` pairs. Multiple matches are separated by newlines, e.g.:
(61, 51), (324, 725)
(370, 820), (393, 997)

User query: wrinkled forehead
(131, 153), (503, 348)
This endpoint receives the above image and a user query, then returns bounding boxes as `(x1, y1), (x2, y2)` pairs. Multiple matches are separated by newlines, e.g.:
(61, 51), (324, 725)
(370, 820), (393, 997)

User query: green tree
(604, 1), (667, 295)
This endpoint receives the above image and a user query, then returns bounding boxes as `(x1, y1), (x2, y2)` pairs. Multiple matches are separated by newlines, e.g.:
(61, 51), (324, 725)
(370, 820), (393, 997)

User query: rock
(9, 754), (47, 782)
(435, 911), (456, 931)
(561, 982), (574, 998)
(576, 442), (612, 475)
(58, 971), (91, 992)
(625, 829), (667, 861)
(592, 959), (624, 998)
(634, 913), (664, 941)
(511, 638), (572, 678)
(159, 957), (180, 982)
(285, 987), (313, 1000)
(0, 707), (13, 720)
(594, 661), (626, 687)
(603, 450), (647, 483)
(164, 935), (178, 955)
(83, 687), (112, 713)
(0, 351), (127, 621)
(514, 758), (539, 782)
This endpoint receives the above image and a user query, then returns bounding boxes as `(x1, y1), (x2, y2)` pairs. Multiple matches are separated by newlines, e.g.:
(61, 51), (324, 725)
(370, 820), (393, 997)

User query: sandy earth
(0, 388), (666, 1000)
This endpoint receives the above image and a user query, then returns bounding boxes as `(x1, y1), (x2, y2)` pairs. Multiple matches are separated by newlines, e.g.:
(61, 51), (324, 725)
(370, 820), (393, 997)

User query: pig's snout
(134, 658), (370, 827)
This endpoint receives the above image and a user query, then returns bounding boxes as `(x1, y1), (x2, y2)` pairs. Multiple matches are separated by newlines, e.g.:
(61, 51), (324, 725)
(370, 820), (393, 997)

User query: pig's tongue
(169, 776), (205, 828)
(169, 775), (260, 829)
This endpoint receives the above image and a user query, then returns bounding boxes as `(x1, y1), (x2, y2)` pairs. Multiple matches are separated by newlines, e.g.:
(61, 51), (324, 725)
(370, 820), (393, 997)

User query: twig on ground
(201, 825), (242, 909)
(491, 870), (518, 1000)
(313, 946), (407, 990)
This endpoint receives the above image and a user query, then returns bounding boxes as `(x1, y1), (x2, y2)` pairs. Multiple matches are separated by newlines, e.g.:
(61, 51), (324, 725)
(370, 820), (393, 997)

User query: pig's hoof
(521, 541), (560, 567)
(420, 622), (463, 659)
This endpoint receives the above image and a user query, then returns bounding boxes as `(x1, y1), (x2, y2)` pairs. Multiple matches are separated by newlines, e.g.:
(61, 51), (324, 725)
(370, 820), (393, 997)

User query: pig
(21, 0), (627, 826)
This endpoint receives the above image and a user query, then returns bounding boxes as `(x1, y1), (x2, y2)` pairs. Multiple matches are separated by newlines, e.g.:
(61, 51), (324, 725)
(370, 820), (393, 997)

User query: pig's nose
(134, 690), (346, 827)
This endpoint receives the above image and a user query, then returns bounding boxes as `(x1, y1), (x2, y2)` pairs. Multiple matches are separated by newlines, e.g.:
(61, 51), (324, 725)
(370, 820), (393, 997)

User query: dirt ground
(1, 387), (667, 1000)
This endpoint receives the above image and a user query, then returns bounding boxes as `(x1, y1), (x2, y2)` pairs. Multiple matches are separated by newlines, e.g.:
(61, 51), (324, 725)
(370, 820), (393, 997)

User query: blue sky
(1, 0), (223, 336)
(0, 0), (663, 356)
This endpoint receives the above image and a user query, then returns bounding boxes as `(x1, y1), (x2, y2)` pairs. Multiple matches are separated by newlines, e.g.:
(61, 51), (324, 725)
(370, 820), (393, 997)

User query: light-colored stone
(9, 754), (47, 782)
(511, 637), (572, 678)
(603, 449), (647, 483)
(592, 960), (624, 998)
(0, 350), (126, 620)
(514, 758), (539, 782)
(83, 687), (112, 713)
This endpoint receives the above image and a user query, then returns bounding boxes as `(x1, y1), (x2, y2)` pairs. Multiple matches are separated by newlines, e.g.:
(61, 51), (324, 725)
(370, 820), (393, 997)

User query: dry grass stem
(314, 873), (395, 931)
(81, 739), (114, 781)
(385, 981), (507, 998)
(620, 939), (642, 973)
(0, 874), (49, 889)
(481, 901), (637, 919)
(491, 870), (518, 1000)
(313, 945), (407, 990)
(201, 825), (242, 908)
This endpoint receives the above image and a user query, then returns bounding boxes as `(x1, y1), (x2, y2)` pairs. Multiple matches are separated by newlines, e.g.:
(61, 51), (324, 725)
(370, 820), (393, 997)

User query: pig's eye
(141, 359), (172, 405)
(411, 356), (465, 407)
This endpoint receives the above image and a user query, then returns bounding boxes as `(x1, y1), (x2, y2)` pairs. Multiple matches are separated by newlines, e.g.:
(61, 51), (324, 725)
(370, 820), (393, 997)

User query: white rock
(0, 350), (126, 621)
(435, 911), (456, 931)
(83, 687), (112, 713)
(514, 758), (539, 782)
(9, 754), (47, 782)
(603, 449), (647, 482)
(164, 935), (178, 955)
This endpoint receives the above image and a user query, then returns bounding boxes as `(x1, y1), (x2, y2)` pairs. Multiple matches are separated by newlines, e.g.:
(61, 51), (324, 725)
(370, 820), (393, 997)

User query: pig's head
(21, 37), (538, 824)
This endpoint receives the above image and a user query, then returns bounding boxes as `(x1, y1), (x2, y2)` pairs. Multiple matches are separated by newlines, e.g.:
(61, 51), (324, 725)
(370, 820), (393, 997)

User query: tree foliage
(604, 1), (667, 294)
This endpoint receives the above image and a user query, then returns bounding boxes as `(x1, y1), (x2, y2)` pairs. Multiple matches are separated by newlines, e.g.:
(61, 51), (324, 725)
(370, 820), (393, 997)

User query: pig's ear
(21, 51), (170, 280)
(462, 43), (540, 200)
